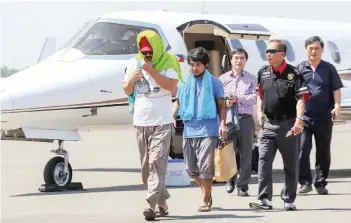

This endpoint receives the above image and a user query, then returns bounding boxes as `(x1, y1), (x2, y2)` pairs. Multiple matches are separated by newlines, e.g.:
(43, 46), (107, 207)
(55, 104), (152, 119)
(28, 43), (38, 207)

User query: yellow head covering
(135, 30), (183, 83)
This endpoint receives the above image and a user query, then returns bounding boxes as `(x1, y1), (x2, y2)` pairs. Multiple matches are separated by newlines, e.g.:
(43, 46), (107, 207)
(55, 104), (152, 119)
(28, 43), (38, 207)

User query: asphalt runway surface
(1, 123), (351, 223)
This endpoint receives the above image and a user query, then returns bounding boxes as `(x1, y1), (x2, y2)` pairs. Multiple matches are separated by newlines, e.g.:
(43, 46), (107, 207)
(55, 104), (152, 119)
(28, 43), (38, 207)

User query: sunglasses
(141, 51), (153, 56)
(265, 49), (284, 54)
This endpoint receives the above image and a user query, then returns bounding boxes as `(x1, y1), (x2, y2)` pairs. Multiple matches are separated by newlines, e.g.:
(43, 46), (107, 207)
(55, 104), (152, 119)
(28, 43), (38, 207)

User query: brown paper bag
(214, 141), (237, 182)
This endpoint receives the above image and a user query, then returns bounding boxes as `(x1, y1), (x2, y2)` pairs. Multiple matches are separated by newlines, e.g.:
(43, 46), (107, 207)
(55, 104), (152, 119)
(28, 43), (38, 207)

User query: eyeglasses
(141, 51), (153, 56)
(265, 49), (284, 54)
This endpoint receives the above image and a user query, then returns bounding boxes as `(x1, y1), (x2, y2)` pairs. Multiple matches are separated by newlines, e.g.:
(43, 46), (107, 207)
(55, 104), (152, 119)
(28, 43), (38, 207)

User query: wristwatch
(297, 115), (304, 120)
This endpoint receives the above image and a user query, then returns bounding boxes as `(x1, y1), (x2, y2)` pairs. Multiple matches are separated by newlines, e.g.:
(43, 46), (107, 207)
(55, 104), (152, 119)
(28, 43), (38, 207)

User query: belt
(238, 114), (252, 119)
(265, 114), (295, 121)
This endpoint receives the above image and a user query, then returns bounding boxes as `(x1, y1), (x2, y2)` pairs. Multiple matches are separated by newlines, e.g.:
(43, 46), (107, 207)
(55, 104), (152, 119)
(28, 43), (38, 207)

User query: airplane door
(177, 20), (272, 41)
(177, 20), (272, 77)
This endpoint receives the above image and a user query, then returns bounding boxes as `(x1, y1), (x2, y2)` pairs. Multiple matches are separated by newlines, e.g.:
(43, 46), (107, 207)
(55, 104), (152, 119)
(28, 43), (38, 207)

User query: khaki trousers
(134, 124), (172, 205)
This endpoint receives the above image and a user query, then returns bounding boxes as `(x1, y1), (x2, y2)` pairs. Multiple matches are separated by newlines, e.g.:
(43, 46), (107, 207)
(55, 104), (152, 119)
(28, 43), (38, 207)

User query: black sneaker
(225, 175), (237, 193)
(249, 198), (273, 210)
(298, 184), (313, 194)
(237, 189), (249, 197)
(284, 202), (297, 211)
(315, 186), (329, 195)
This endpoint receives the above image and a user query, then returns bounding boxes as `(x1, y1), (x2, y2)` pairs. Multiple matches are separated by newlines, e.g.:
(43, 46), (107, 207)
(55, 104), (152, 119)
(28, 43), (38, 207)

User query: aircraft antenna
(38, 38), (49, 63)
(201, 1), (207, 14)
(37, 37), (56, 63)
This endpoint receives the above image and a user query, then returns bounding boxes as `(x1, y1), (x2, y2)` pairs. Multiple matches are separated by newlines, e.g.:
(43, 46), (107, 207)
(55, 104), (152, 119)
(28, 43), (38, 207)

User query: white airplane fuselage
(1, 10), (351, 135)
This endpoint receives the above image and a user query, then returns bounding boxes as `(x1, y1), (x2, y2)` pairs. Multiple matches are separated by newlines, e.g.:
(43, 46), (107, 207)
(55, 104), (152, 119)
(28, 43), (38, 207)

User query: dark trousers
(228, 116), (255, 191)
(257, 118), (300, 203)
(299, 118), (333, 187)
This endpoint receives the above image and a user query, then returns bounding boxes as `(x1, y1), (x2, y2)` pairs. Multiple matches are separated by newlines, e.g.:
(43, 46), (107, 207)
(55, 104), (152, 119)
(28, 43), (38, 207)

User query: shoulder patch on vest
(287, 73), (295, 80)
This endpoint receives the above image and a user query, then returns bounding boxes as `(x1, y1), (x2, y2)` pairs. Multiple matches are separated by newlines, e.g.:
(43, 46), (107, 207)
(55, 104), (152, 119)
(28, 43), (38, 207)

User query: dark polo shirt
(298, 60), (343, 120)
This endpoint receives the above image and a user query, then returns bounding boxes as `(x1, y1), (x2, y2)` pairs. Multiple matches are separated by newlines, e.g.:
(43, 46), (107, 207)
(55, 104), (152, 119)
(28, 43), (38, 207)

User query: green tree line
(1, 66), (20, 78)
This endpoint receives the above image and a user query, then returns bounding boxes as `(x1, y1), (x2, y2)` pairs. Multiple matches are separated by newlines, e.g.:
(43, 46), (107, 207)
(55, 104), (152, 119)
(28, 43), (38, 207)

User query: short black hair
(269, 39), (287, 53)
(230, 48), (248, 60)
(187, 47), (210, 66)
(305, 36), (324, 49)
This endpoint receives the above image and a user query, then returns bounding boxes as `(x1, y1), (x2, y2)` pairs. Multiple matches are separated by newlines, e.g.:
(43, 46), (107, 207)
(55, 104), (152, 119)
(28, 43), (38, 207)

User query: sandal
(198, 205), (211, 212)
(143, 208), (156, 221)
(156, 207), (169, 217)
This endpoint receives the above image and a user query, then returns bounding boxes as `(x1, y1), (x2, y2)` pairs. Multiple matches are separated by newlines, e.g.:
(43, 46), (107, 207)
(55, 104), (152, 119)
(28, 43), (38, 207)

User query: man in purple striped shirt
(219, 48), (257, 196)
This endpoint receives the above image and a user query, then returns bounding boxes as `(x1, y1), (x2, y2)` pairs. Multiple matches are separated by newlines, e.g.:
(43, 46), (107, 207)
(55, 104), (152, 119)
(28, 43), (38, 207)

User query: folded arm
(237, 89), (257, 106)
(142, 62), (179, 93)
(237, 78), (257, 105)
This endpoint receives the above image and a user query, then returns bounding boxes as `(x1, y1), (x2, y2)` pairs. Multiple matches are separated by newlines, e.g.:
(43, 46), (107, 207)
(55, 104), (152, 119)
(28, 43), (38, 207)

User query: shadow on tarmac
(10, 168), (351, 198)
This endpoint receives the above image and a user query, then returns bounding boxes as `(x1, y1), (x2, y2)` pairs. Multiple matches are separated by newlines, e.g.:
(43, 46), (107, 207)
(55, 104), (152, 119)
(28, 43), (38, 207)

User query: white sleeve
(164, 68), (179, 80)
(123, 59), (136, 83)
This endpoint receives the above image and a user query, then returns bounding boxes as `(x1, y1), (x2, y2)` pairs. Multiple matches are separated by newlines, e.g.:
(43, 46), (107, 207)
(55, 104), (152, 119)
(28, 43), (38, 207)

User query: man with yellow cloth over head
(123, 30), (182, 221)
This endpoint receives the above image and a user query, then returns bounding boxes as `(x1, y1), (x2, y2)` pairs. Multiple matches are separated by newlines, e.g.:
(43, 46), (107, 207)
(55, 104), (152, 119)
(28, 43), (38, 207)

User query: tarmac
(1, 122), (351, 223)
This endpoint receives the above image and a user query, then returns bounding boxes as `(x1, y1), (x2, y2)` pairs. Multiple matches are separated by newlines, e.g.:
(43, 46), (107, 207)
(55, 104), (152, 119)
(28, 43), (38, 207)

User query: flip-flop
(156, 207), (169, 217)
(198, 205), (211, 212)
(143, 208), (156, 221)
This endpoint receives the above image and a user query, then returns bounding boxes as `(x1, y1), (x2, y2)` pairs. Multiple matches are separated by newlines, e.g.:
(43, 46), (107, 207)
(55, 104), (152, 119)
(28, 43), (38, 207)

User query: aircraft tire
(43, 156), (73, 188)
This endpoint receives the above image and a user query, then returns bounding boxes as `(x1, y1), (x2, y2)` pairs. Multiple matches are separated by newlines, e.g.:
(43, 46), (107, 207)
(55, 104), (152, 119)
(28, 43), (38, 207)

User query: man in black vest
(297, 36), (344, 195)
(249, 39), (310, 211)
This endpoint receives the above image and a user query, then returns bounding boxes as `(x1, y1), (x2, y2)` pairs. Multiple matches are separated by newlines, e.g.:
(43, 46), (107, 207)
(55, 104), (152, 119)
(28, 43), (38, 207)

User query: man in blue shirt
(297, 36), (344, 195)
(173, 47), (227, 212)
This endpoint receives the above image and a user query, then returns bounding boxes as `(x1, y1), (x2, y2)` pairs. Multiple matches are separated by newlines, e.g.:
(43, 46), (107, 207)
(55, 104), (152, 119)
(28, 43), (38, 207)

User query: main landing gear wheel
(39, 140), (83, 192)
(43, 156), (72, 188)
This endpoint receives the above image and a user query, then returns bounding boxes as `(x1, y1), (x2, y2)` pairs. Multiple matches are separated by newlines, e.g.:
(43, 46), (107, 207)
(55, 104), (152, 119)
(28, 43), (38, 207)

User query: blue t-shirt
(299, 60), (344, 120)
(176, 75), (224, 138)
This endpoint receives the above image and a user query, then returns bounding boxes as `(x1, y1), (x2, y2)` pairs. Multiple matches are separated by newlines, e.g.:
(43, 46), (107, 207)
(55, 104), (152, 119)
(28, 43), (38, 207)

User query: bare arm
(333, 89), (341, 107)
(257, 96), (263, 114)
(296, 96), (305, 117)
(332, 89), (342, 119)
(123, 78), (135, 96)
(216, 98), (227, 127)
(289, 96), (305, 135)
(257, 95), (264, 126)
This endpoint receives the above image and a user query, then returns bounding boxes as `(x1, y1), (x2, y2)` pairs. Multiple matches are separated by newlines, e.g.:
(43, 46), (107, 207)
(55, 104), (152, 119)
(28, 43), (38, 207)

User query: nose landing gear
(38, 140), (84, 192)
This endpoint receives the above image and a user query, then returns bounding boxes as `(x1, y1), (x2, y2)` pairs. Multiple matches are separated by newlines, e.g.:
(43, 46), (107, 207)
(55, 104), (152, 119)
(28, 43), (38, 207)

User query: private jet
(1, 10), (350, 189)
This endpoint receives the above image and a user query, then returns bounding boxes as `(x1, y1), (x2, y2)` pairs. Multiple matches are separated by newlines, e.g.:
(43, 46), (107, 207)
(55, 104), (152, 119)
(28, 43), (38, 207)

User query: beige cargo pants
(134, 124), (172, 205)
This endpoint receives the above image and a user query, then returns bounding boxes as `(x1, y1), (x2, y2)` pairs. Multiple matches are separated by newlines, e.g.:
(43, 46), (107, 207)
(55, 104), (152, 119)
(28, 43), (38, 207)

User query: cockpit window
(327, 41), (341, 64)
(285, 40), (296, 62)
(60, 18), (97, 49)
(255, 40), (267, 61)
(73, 22), (169, 55)
(230, 39), (243, 50)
